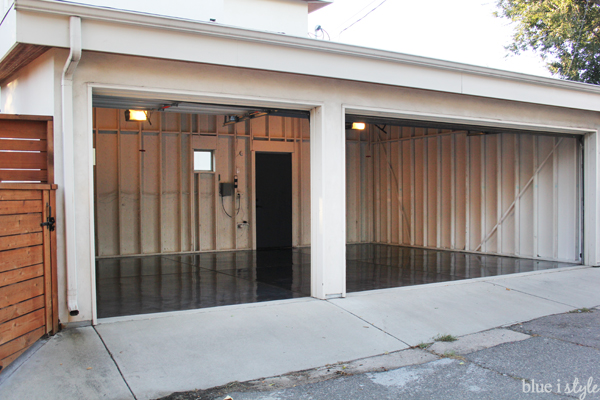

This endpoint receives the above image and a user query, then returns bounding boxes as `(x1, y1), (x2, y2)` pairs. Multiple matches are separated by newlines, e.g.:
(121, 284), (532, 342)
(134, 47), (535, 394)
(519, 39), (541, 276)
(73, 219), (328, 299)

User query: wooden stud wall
(346, 125), (582, 263)
(94, 108), (310, 257)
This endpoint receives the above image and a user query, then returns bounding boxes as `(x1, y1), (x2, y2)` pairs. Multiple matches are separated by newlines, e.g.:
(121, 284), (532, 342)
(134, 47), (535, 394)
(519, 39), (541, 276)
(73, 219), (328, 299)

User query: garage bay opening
(344, 115), (582, 291)
(92, 96), (310, 318)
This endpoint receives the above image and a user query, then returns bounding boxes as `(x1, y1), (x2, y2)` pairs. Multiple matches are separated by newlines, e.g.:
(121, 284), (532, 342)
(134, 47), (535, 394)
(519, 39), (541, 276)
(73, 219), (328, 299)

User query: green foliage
(569, 307), (593, 312)
(434, 334), (457, 342)
(495, 0), (600, 84)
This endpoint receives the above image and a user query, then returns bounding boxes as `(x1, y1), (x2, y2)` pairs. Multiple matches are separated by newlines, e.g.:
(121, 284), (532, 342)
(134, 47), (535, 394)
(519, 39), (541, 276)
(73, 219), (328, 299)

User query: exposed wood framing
(363, 128), (581, 263)
(94, 109), (309, 257)
(96, 110), (582, 263)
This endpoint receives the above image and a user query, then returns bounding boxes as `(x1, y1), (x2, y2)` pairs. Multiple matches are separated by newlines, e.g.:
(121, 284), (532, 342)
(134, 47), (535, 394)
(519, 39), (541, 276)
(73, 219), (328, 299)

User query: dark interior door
(255, 152), (292, 249)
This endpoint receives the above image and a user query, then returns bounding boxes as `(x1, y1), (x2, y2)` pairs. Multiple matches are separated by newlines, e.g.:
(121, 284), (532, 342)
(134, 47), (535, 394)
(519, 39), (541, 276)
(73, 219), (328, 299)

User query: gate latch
(41, 205), (56, 232)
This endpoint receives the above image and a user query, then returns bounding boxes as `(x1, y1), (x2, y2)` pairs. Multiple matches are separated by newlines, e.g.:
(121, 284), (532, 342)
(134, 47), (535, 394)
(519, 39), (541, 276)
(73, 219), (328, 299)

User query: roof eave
(7, 0), (600, 98)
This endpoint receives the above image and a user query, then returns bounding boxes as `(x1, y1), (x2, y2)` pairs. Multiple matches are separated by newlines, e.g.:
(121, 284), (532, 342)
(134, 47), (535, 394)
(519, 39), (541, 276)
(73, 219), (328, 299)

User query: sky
(307, 0), (552, 78)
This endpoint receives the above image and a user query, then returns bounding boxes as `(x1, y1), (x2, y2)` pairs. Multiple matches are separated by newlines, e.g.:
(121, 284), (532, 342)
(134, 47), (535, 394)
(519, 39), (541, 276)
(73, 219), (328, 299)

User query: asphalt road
(160, 307), (600, 400)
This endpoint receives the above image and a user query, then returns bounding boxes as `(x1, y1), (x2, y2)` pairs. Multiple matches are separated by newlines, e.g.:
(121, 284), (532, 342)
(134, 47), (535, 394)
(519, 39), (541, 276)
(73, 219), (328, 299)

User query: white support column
(584, 130), (599, 266)
(514, 135), (520, 256)
(533, 136), (539, 258)
(311, 104), (346, 299)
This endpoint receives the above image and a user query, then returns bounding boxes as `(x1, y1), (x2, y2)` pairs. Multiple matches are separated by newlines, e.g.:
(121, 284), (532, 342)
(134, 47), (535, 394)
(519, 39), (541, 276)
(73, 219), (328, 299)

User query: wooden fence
(0, 114), (57, 373)
(0, 114), (53, 183)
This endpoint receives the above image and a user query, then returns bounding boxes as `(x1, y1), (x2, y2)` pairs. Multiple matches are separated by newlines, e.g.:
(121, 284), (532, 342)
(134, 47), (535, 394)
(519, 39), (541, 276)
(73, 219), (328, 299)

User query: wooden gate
(0, 115), (57, 372)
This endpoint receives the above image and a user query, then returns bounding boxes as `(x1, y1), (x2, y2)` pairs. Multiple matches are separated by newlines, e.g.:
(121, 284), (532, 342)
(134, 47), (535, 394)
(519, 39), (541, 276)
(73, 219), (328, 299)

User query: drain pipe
(62, 16), (82, 317)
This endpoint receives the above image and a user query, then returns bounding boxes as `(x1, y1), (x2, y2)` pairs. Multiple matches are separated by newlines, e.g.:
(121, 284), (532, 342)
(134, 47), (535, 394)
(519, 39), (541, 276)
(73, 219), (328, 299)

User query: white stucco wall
(0, 48), (54, 114)
(0, 0), (12, 17)
(50, 0), (223, 23)
(224, 0), (307, 35)
(14, 0), (308, 36)
(0, 5), (16, 64)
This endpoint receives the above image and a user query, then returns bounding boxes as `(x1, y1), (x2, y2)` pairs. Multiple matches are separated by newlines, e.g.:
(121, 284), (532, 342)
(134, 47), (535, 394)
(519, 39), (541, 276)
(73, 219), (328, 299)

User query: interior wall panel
(300, 138), (311, 246)
(426, 136), (437, 247)
(94, 110), (310, 257)
(162, 133), (181, 253)
(454, 133), (466, 251)
(119, 132), (140, 255)
(557, 138), (579, 261)
(413, 138), (424, 246)
(519, 135), (534, 257)
(142, 133), (161, 254)
(360, 138), (371, 243)
(500, 134), (516, 255)
(349, 125), (581, 263)
(390, 140), (400, 244)
(95, 130), (119, 256)
(537, 136), (555, 258)
(401, 139), (412, 245)
(485, 135), (498, 253)
(441, 134), (452, 249)
(468, 136), (482, 252)
(346, 137), (359, 243)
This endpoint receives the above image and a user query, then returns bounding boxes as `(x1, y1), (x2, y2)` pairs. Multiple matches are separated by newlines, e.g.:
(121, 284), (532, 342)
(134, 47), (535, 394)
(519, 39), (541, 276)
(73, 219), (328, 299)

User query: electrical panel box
(220, 182), (234, 197)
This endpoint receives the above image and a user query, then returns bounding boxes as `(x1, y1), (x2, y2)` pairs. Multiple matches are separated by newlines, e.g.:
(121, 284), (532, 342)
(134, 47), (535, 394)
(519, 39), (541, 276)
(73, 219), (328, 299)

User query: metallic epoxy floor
(96, 244), (579, 318)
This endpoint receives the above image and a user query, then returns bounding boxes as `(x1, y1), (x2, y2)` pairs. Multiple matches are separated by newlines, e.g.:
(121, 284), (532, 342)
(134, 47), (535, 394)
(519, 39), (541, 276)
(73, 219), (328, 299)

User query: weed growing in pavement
(434, 334), (457, 342)
(442, 350), (466, 361)
(569, 308), (593, 313)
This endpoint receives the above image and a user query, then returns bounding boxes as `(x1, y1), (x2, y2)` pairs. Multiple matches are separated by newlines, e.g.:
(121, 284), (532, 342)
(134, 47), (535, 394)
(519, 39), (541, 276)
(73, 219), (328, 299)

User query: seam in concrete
(463, 342), (580, 400)
(0, 337), (48, 386)
(93, 326), (138, 400)
(463, 358), (532, 386)
(482, 281), (578, 309)
(532, 334), (600, 352)
(325, 300), (412, 348)
(508, 325), (600, 352)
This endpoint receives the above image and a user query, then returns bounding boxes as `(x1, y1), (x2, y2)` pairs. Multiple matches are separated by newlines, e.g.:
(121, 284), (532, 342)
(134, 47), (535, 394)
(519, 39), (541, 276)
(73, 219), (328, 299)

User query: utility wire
(339, 0), (388, 36)
(221, 193), (241, 218)
(334, 0), (381, 33)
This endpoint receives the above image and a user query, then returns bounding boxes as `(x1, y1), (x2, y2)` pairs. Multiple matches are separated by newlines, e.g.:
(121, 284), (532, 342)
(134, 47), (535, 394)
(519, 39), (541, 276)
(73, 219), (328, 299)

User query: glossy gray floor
(96, 244), (579, 318)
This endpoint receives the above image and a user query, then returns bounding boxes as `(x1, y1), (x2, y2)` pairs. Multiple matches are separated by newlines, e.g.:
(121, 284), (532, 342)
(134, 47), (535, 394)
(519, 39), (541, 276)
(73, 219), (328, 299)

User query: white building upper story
(0, 0), (599, 327)
(0, 0), (332, 36)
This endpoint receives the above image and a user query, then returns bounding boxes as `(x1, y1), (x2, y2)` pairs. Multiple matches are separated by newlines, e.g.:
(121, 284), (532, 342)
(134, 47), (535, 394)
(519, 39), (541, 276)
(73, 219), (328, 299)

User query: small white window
(194, 150), (213, 172)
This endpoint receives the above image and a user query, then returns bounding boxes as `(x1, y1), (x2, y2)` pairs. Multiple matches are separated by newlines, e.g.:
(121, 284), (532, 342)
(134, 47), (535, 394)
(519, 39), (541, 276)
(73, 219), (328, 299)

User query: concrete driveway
(1, 266), (598, 400)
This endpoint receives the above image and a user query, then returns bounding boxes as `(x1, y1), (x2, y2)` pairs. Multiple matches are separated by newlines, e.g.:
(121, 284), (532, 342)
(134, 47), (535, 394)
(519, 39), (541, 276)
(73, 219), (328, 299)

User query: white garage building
(0, 0), (599, 329)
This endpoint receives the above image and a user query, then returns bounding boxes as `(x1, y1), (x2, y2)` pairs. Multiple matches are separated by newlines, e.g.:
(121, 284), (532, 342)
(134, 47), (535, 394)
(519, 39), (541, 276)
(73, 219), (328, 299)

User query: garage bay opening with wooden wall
(346, 123), (582, 263)
(93, 108), (310, 257)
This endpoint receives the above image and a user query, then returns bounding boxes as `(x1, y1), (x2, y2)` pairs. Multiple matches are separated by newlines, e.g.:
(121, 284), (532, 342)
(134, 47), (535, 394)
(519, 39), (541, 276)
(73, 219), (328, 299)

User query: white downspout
(62, 16), (82, 316)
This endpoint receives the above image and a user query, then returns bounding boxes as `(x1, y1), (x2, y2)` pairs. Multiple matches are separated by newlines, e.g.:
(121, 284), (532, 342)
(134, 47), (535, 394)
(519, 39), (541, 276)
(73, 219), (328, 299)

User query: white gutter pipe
(62, 16), (81, 316)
